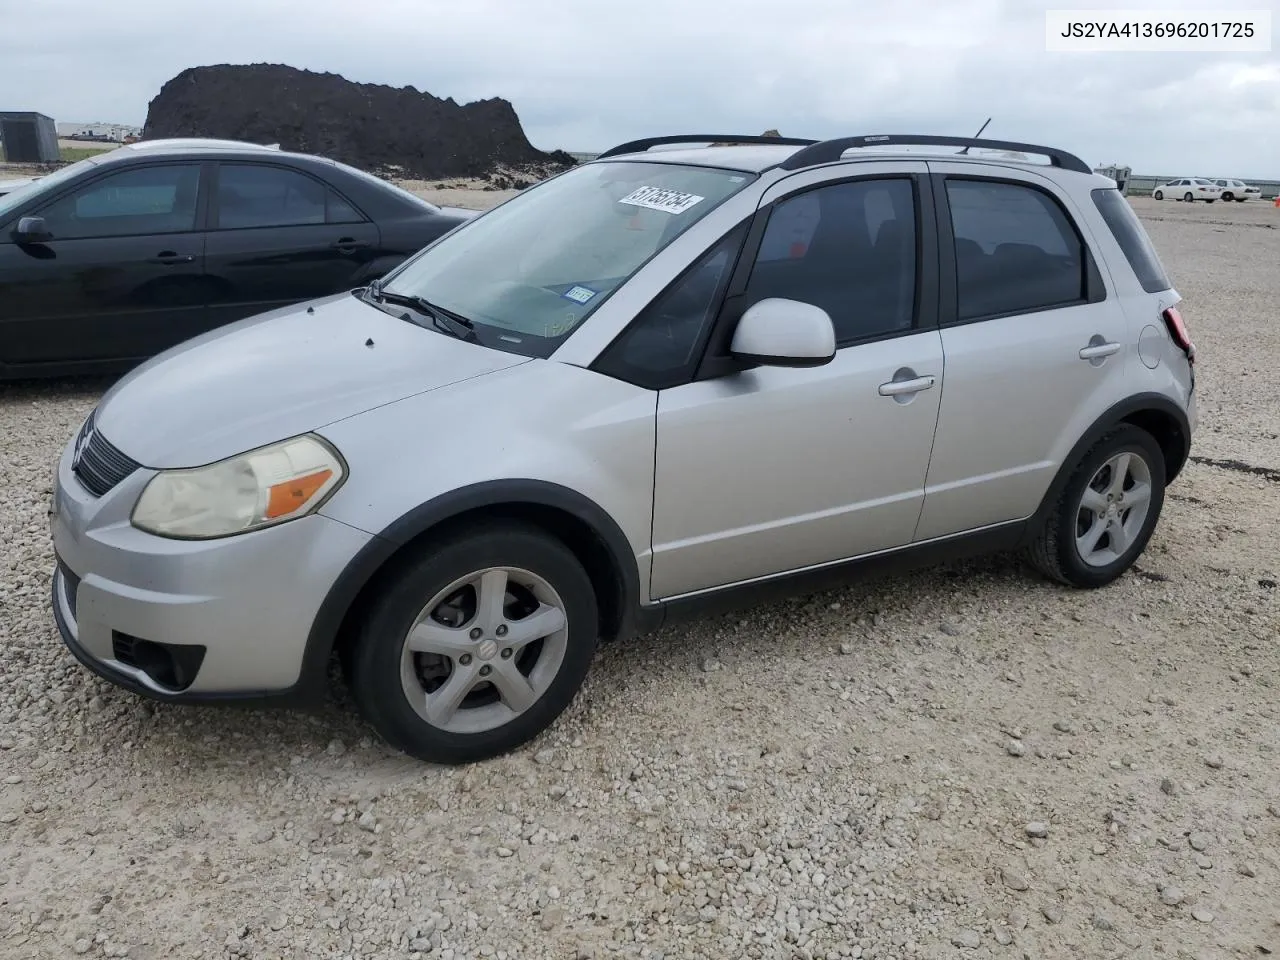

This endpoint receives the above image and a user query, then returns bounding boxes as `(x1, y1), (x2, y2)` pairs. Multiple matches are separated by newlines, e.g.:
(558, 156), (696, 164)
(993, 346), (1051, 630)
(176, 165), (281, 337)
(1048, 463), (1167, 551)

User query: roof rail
(777, 135), (1092, 174)
(597, 133), (819, 160)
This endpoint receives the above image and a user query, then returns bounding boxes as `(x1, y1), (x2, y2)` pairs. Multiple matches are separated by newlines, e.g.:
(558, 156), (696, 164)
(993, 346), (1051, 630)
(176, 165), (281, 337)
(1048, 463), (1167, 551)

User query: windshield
(378, 160), (755, 356)
(0, 156), (101, 221)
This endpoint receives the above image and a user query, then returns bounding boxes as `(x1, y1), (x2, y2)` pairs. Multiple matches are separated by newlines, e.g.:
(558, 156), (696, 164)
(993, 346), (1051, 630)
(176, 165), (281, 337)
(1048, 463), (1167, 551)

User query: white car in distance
(1208, 178), (1261, 202)
(1151, 178), (1222, 203)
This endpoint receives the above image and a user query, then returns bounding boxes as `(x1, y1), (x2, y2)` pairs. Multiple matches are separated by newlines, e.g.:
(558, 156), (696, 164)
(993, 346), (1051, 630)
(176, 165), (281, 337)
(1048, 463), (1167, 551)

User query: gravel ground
(1, 194), (1277, 960)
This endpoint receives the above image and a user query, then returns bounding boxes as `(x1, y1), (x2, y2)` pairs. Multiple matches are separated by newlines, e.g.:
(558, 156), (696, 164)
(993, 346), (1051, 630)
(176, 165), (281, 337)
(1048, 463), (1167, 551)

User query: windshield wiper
(366, 282), (476, 340)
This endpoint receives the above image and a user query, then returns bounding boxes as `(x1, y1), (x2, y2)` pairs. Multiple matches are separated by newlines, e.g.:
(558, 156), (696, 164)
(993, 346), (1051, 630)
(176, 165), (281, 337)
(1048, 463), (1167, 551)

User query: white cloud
(1, 0), (1277, 176)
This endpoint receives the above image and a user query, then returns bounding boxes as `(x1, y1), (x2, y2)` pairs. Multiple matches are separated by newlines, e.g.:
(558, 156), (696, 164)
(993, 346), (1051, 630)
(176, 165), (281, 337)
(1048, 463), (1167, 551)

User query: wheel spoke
(1122, 482), (1151, 508)
(1109, 518), (1132, 555)
(475, 569), (509, 633)
(1080, 487), (1108, 514)
(407, 621), (473, 659)
(504, 603), (567, 651)
(425, 664), (480, 727)
(1076, 517), (1108, 557)
(490, 661), (539, 714)
(1107, 453), (1132, 498)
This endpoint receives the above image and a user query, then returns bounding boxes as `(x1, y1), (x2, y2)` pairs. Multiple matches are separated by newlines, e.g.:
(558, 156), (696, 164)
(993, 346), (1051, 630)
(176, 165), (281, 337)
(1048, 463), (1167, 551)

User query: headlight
(131, 435), (346, 539)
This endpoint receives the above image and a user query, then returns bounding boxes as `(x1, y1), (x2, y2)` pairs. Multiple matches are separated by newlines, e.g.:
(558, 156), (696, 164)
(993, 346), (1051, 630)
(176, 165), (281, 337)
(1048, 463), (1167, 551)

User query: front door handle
(147, 252), (194, 265)
(1079, 341), (1121, 360)
(879, 375), (936, 397)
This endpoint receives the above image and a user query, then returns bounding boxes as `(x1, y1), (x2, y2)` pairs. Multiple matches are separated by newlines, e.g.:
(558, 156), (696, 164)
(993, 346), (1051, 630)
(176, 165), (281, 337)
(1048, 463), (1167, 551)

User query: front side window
(377, 161), (755, 357)
(36, 163), (200, 239)
(740, 178), (917, 343)
(946, 178), (1087, 320)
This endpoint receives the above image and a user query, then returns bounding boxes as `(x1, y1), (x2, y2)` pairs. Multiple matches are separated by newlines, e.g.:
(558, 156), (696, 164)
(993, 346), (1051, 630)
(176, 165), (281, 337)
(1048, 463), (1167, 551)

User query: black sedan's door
(0, 161), (209, 369)
(204, 161), (381, 327)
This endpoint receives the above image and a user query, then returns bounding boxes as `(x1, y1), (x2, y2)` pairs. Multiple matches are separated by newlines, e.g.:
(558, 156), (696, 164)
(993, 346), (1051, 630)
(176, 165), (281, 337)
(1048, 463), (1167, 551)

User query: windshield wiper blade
(371, 288), (476, 340)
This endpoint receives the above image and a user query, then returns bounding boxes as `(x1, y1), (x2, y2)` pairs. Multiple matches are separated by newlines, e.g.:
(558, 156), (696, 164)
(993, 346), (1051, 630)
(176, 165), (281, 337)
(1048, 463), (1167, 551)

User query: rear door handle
(879, 375), (936, 397)
(1079, 341), (1121, 360)
(147, 252), (194, 265)
(331, 237), (371, 251)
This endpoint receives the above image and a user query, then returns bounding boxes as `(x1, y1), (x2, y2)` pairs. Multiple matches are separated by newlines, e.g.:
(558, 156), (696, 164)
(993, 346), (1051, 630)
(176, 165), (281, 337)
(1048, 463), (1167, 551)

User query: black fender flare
(1023, 392), (1191, 541)
(293, 480), (650, 701)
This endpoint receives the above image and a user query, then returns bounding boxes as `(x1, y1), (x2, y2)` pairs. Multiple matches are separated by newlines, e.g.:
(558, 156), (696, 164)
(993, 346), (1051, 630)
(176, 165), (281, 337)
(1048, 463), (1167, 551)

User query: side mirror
(730, 298), (836, 368)
(14, 216), (52, 244)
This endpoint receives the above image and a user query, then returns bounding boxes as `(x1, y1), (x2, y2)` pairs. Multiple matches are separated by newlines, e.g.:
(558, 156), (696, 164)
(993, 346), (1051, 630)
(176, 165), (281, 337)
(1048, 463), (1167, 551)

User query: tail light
(1163, 306), (1195, 362)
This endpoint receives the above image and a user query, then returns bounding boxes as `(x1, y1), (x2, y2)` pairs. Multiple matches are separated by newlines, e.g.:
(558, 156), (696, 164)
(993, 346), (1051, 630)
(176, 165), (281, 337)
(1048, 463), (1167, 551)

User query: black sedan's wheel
(349, 522), (599, 764)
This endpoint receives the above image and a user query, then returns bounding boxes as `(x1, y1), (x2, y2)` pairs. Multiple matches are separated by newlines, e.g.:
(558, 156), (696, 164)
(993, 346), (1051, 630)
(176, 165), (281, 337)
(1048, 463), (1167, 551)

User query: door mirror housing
(13, 216), (52, 244)
(730, 298), (836, 368)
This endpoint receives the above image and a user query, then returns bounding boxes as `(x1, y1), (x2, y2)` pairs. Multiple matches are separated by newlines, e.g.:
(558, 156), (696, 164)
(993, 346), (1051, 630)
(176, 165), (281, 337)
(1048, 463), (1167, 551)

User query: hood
(0, 176), (38, 196)
(94, 292), (529, 469)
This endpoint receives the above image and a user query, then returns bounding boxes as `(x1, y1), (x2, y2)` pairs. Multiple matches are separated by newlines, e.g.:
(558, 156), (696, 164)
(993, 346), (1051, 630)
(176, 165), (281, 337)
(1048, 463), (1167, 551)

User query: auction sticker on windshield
(619, 186), (705, 215)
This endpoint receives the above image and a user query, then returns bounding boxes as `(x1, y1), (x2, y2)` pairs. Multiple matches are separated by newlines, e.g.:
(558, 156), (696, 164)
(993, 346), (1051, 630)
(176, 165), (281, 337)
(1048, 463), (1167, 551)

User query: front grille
(58, 560), (81, 620)
(72, 410), (140, 497)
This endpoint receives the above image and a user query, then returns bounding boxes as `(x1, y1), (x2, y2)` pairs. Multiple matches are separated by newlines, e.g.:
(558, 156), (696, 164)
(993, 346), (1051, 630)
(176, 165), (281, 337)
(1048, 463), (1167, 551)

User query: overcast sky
(2, 0), (1278, 176)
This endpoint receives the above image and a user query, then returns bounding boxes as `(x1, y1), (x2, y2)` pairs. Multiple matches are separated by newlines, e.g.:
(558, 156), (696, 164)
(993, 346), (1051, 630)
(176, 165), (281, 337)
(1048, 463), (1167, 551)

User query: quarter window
(36, 164), (200, 239)
(594, 225), (746, 389)
(741, 178), (917, 344)
(946, 179), (1087, 320)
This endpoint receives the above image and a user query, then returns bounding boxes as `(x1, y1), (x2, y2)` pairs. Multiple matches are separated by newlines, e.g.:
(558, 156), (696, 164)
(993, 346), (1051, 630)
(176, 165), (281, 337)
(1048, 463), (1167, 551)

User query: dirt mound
(142, 63), (575, 180)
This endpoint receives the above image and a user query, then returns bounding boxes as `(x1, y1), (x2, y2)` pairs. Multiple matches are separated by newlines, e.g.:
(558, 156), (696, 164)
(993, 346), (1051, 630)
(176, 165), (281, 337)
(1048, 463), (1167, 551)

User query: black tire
(1183, 192), (1194, 202)
(1236, 198), (1247, 203)
(1025, 424), (1166, 588)
(349, 522), (599, 764)
(1206, 199), (1215, 204)
(1153, 190), (1164, 200)
(1221, 192), (1234, 201)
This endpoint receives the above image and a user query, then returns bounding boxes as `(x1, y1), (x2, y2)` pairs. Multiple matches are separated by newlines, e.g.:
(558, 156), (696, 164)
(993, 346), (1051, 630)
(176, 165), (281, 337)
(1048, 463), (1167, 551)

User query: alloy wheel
(1074, 451), (1154, 567)
(400, 566), (569, 734)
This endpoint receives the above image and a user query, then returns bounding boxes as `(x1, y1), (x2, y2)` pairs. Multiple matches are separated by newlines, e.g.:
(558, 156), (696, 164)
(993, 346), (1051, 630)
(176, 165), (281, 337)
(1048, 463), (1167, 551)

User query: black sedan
(0, 138), (477, 379)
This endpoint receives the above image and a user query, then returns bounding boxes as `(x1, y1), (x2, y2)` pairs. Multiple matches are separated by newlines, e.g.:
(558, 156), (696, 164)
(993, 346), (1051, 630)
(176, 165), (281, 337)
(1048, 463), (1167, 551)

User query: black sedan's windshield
(378, 160), (755, 356)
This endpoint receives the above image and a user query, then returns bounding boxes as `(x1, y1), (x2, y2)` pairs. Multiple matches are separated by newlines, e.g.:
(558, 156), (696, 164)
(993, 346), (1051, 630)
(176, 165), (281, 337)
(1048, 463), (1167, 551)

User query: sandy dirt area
(0, 192), (1276, 960)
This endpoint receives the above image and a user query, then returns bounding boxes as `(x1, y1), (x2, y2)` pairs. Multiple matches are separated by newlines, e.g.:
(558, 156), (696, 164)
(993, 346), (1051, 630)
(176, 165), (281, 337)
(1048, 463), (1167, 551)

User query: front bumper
(50, 435), (374, 701)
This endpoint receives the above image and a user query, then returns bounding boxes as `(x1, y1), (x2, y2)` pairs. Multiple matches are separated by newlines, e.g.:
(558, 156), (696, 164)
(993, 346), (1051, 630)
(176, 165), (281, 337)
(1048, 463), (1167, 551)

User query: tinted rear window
(1091, 188), (1171, 294)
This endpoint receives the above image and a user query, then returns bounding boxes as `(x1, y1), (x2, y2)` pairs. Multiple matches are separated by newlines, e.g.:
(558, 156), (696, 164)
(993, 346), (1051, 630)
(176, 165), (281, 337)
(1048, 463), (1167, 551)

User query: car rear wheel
(1153, 190), (1164, 200)
(349, 522), (599, 764)
(1025, 424), (1166, 588)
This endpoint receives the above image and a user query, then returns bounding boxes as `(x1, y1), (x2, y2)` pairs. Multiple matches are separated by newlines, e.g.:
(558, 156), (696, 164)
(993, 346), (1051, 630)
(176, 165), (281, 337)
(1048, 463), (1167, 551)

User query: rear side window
(945, 179), (1086, 320)
(216, 164), (359, 228)
(1091, 188), (1171, 294)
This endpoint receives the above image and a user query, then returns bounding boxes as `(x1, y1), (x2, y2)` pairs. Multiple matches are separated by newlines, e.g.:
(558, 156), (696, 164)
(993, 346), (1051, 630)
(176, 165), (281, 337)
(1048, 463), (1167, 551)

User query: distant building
(0, 112), (60, 163)
(55, 121), (142, 143)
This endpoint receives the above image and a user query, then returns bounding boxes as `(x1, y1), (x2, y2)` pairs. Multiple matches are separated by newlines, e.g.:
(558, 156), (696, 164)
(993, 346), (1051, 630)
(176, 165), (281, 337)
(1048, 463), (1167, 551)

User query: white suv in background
(1152, 178), (1221, 202)
(1209, 178), (1261, 202)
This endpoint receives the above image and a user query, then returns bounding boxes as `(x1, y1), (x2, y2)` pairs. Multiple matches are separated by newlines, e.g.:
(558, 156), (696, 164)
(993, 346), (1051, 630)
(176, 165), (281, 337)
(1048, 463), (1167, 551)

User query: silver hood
(93, 292), (529, 469)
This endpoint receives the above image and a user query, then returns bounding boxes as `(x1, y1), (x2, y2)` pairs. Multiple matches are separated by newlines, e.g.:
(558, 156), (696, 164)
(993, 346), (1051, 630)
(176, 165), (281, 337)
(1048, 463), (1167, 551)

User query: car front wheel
(1222, 191), (1234, 201)
(1025, 424), (1166, 588)
(1153, 190), (1164, 200)
(1183, 192), (1195, 202)
(349, 522), (599, 764)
